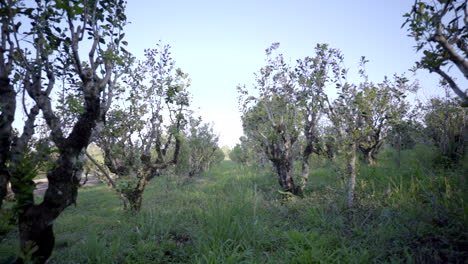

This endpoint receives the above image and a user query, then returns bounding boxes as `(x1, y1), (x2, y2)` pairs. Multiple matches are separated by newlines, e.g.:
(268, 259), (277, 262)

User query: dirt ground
(33, 175), (102, 196)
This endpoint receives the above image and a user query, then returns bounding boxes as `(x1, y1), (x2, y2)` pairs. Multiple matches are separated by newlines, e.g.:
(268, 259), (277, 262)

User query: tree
(323, 56), (414, 206)
(229, 144), (244, 164)
(403, 0), (467, 106)
(229, 142), (248, 166)
(1, 0), (129, 262)
(175, 117), (224, 178)
(229, 136), (262, 166)
(323, 80), (362, 208)
(295, 44), (339, 190)
(0, 0), (18, 209)
(89, 43), (190, 211)
(355, 74), (415, 165)
(238, 43), (301, 194)
(422, 95), (467, 164)
(322, 56), (368, 208)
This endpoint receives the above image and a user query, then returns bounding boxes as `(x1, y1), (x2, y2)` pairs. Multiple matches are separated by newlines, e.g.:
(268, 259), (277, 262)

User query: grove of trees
(0, 0), (466, 263)
(237, 41), (463, 208)
(0, 1), (223, 262)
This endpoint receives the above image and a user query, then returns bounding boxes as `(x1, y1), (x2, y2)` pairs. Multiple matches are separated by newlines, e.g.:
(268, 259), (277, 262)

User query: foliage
(421, 96), (467, 165)
(238, 43), (301, 194)
(229, 145), (247, 166)
(403, 0), (467, 105)
(387, 115), (429, 151)
(230, 136), (268, 167)
(175, 117), (224, 178)
(0, 0), (130, 262)
(354, 72), (416, 165)
(294, 44), (344, 190)
(94, 42), (191, 211)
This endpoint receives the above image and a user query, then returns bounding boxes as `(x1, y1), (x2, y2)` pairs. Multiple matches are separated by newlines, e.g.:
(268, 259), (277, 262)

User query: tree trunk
(15, 81), (100, 263)
(274, 155), (297, 194)
(397, 131), (401, 169)
(361, 147), (376, 166)
(121, 195), (131, 210)
(367, 150), (376, 166)
(188, 171), (195, 178)
(17, 205), (55, 264)
(5, 182), (14, 201)
(128, 192), (143, 211)
(301, 145), (312, 191)
(16, 149), (84, 263)
(346, 142), (357, 208)
(123, 176), (148, 212)
(0, 169), (9, 209)
(0, 76), (16, 209)
(121, 192), (143, 212)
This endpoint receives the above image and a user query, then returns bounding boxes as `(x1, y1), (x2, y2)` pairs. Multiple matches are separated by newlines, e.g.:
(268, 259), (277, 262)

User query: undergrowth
(0, 146), (466, 263)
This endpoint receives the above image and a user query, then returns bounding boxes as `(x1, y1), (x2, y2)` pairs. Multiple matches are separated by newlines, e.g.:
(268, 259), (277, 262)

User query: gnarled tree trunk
(269, 142), (298, 195)
(14, 68), (103, 263)
(274, 158), (296, 194)
(17, 139), (94, 263)
(121, 175), (148, 212)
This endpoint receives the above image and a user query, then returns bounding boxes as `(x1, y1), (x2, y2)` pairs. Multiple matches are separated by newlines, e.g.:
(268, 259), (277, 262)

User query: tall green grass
(0, 146), (466, 263)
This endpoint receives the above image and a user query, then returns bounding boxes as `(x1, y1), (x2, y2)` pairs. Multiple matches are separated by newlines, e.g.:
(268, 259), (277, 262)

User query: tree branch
(85, 151), (116, 190)
(433, 66), (468, 106)
(432, 23), (468, 78)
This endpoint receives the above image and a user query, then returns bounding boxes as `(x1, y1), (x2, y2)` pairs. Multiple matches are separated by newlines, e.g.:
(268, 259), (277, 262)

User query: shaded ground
(33, 175), (102, 196)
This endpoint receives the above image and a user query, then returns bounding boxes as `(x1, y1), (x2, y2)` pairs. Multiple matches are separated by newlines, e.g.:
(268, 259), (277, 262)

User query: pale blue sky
(124, 0), (457, 147)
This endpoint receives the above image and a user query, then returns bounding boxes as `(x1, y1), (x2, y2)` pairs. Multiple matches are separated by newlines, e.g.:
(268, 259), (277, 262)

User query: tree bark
(433, 23), (468, 79)
(0, 76), (15, 209)
(300, 145), (312, 191)
(16, 147), (87, 263)
(124, 176), (147, 211)
(361, 148), (376, 166)
(397, 131), (401, 169)
(16, 75), (101, 263)
(273, 153), (297, 194)
(366, 151), (374, 166)
(346, 142), (357, 208)
(275, 161), (293, 193)
(127, 192), (143, 211)
(0, 168), (10, 209)
(0, 0), (16, 210)
(433, 67), (468, 106)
